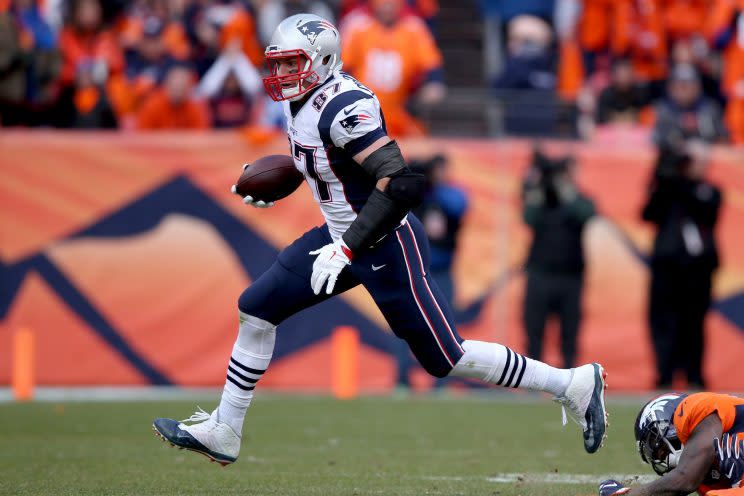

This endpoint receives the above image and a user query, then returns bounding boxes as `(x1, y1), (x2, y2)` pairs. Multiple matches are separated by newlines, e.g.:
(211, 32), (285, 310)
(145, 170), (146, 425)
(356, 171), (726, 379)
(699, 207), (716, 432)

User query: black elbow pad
(386, 169), (430, 209)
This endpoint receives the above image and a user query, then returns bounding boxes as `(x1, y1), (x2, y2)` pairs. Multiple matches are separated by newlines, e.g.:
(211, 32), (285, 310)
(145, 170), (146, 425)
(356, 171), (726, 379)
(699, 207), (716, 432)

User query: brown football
(234, 155), (304, 202)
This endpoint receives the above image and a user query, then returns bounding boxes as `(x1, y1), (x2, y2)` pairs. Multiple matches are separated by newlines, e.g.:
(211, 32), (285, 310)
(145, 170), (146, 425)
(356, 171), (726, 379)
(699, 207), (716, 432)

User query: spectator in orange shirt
(58, 0), (124, 87)
(136, 64), (210, 129)
(117, 0), (190, 60)
(661, 0), (710, 43)
(568, 0), (633, 76)
(339, 0), (439, 32)
(122, 16), (179, 114)
(72, 59), (118, 128)
(219, 1), (263, 68)
(57, 0), (125, 126)
(559, 0), (665, 86)
(342, 0), (445, 137)
(705, 0), (744, 144)
(627, 0), (667, 90)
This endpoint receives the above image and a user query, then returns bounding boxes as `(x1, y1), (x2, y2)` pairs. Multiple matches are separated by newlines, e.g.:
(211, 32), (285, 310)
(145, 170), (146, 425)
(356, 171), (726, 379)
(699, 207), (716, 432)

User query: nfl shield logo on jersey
(296, 19), (336, 45)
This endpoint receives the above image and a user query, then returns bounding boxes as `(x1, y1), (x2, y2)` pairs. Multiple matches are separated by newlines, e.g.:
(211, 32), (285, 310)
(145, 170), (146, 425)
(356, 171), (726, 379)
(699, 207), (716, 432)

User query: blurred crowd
(3, 0), (744, 146)
(488, 0), (743, 144)
(0, 0), (443, 135)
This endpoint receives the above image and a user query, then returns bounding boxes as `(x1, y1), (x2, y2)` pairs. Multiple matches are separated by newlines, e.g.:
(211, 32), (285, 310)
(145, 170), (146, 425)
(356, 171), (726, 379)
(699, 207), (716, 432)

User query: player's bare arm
(615, 414), (722, 496)
(310, 134), (428, 295)
(340, 136), (428, 254)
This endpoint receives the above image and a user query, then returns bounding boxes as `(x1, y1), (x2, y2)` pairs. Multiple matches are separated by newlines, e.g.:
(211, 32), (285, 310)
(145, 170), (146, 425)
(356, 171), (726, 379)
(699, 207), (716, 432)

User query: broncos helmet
(262, 14), (342, 102)
(635, 393), (688, 476)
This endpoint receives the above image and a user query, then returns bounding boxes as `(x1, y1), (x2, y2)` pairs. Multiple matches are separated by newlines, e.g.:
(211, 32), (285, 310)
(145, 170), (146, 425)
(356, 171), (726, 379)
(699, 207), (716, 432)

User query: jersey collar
(288, 73), (338, 118)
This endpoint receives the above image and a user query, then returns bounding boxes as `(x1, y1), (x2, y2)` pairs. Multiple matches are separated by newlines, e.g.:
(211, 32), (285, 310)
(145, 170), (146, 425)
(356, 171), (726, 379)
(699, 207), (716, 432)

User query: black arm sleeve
(359, 140), (406, 179)
(342, 143), (428, 253)
(342, 188), (407, 252)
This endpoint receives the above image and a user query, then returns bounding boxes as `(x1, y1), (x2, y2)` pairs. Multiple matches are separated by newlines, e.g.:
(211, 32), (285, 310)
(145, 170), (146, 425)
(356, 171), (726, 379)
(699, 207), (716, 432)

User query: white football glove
(309, 240), (352, 295)
(231, 163), (274, 208)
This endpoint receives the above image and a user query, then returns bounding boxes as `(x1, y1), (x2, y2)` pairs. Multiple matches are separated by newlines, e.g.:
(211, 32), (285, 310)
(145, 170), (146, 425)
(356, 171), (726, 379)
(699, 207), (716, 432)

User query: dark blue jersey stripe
(318, 90), (375, 147)
(345, 127), (387, 156)
(326, 146), (376, 213)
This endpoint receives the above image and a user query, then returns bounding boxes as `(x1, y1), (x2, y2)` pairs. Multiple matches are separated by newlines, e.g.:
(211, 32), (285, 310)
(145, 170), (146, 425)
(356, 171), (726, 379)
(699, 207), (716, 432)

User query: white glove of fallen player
(230, 163), (274, 208)
(309, 240), (352, 295)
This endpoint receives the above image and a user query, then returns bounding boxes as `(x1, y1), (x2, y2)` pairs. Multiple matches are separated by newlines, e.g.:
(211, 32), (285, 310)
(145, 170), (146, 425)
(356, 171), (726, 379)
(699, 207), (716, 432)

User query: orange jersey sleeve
(673, 393), (744, 445)
(707, 487), (744, 496)
(220, 9), (263, 68)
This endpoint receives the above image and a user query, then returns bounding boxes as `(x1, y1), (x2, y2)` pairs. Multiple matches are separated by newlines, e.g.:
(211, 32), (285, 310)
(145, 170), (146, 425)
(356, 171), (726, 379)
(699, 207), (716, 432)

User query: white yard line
(422, 473), (657, 485)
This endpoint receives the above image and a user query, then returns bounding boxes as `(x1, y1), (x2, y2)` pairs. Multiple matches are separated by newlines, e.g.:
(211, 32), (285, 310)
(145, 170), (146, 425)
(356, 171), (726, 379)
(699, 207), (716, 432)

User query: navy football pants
(238, 216), (465, 377)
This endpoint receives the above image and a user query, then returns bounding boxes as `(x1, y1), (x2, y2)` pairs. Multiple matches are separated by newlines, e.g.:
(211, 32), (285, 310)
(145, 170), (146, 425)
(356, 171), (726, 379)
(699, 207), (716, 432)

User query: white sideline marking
(422, 473), (656, 485)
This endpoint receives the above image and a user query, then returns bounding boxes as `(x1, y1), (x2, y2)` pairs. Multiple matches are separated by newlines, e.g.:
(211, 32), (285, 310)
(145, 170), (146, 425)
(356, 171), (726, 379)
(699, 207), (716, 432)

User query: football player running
(599, 392), (744, 496)
(152, 13), (608, 466)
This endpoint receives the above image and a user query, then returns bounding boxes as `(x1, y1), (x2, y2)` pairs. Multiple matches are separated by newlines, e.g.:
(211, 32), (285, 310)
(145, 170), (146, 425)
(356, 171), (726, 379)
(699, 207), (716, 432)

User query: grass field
(0, 393), (654, 496)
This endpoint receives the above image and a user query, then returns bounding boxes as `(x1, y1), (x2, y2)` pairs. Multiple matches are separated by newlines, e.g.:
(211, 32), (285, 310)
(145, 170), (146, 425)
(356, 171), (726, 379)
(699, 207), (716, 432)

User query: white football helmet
(262, 14), (342, 102)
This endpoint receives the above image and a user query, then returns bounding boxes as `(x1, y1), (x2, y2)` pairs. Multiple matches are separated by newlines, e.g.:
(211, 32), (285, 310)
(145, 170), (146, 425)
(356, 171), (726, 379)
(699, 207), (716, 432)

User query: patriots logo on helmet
(339, 113), (370, 133)
(296, 19), (336, 45)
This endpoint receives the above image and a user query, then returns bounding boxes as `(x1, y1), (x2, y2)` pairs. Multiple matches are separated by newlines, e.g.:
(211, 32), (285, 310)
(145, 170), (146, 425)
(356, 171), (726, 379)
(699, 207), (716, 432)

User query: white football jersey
(282, 71), (387, 241)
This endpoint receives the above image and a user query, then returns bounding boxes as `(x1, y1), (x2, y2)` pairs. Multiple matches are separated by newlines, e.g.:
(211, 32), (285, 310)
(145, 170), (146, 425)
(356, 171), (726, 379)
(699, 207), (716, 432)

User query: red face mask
(262, 49), (320, 102)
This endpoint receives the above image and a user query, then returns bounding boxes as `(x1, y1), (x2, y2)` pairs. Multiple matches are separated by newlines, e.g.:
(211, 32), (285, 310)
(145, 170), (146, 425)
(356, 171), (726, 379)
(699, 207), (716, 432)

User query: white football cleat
(553, 363), (608, 454)
(153, 407), (241, 465)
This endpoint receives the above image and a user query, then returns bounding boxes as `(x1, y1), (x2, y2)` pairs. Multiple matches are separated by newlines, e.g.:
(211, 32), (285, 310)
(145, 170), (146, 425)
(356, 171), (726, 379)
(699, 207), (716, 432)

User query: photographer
(522, 148), (596, 369)
(642, 139), (721, 389)
(409, 155), (468, 306)
(394, 154), (471, 392)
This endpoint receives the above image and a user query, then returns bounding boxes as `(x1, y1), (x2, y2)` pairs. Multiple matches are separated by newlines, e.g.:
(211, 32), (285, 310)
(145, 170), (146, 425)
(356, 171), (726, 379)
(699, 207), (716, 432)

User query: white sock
(217, 312), (276, 435)
(449, 340), (571, 396)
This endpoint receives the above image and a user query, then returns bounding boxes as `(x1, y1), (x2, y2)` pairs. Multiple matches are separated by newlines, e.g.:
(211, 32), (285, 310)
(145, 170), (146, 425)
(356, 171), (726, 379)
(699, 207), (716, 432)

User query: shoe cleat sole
(152, 423), (235, 467)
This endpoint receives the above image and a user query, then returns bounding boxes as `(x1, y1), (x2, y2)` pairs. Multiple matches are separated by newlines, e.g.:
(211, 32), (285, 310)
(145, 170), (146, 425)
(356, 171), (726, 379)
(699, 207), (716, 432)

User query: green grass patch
(0, 394), (649, 495)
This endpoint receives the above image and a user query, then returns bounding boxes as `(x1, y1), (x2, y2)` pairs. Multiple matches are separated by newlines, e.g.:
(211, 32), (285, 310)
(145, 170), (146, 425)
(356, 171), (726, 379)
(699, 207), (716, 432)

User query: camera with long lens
(654, 143), (692, 180)
(530, 148), (573, 207)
